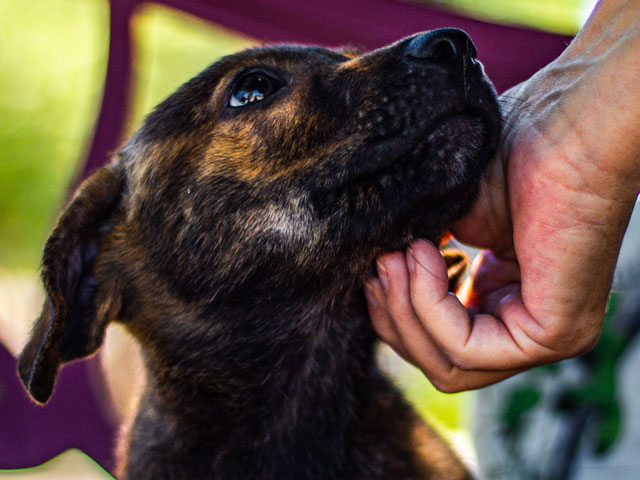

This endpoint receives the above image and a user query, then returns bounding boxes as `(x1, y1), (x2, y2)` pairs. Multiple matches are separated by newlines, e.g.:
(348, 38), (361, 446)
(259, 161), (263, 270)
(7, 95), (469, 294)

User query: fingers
(456, 249), (522, 328)
(374, 251), (457, 377)
(365, 246), (524, 393)
(364, 276), (411, 362)
(404, 241), (519, 370)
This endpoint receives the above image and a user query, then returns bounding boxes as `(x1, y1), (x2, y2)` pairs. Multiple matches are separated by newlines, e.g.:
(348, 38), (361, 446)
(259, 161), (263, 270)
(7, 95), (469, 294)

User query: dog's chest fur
(124, 300), (451, 479)
(19, 30), (500, 479)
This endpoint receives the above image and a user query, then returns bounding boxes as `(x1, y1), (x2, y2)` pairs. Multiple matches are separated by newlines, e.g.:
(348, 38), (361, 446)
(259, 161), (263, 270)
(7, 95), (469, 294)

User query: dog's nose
(404, 28), (477, 68)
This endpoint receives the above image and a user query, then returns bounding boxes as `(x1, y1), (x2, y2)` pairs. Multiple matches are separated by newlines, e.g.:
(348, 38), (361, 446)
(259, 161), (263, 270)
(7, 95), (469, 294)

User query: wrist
(513, 36), (640, 198)
(560, 0), (640, 187)
(564, 0), (640, 61)
(511, 0), (640, 188)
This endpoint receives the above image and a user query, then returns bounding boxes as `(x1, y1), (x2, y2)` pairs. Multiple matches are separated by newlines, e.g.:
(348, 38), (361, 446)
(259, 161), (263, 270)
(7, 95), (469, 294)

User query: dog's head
(19, 29), (500, 403)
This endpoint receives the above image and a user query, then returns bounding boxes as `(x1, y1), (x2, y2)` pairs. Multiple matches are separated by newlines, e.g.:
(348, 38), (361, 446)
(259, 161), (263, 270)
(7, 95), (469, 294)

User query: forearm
(567, 0), (640, 59)
(510, 0), (640, 198)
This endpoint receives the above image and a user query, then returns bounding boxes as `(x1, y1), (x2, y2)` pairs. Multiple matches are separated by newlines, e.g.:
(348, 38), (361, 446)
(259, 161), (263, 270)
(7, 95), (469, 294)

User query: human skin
(364, 0), (640, 392)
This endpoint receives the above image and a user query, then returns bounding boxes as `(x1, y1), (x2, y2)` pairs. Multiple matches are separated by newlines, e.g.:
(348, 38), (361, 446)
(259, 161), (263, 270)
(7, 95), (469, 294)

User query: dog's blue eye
(230, 73), (279, 107)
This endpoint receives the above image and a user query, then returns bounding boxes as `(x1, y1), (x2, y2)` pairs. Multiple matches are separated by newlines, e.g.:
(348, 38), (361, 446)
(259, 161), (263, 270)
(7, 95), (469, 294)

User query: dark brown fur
(18, 29), (500, 479)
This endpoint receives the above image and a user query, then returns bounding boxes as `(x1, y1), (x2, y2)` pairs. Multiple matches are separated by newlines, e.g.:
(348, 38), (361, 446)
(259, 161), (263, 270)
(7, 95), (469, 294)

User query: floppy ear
(18, 163), (126, 404)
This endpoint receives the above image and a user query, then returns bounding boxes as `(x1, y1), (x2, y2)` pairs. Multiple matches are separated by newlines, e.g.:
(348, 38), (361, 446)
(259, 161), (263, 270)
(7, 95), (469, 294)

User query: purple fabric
(4, 0), (572, 475)
(157, 0), (569, 93)
(79, 0), (136, 180)
(0, 344), (117, 472)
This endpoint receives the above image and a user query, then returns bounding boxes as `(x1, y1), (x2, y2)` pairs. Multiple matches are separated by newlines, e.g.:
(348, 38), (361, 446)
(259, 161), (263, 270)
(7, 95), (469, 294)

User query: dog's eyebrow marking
(201, 123), (266, 181)
(336, 56), (376, 73)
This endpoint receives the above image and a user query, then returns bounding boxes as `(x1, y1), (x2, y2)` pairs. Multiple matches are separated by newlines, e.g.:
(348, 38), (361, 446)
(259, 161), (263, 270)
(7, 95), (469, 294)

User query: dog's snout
(405, 28), (477, 68)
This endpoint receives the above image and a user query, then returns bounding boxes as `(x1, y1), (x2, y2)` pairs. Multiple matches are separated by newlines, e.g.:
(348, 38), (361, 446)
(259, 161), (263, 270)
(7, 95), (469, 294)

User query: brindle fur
(18, 30), (500, 479)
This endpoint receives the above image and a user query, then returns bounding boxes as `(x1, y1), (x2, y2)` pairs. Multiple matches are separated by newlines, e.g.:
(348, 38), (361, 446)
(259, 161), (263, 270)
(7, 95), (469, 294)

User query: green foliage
(0, 0), (109, 271)
(129, 5), (254, 132)
(556, 292), (627, 455)
(397, 361), (471, 431)
(426, 0), (595, 34)
(501, 386), (541, 436)
(500, 292), (629, 461)
(595, 402), (621, 454)
(0, 1), (251, 272)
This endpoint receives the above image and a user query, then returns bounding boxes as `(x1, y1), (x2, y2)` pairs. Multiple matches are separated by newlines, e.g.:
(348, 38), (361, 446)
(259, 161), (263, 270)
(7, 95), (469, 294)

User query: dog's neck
(124, 287), (385, 478)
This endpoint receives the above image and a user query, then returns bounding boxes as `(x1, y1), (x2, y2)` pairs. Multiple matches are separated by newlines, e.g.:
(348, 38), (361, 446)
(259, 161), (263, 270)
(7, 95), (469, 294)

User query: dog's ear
(18, 163), (126, 404)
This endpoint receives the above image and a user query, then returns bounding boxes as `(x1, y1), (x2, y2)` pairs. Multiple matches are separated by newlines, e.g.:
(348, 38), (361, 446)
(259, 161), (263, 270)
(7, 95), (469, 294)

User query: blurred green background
(0, 0), (255, 271)
(0, 0), (596, 474)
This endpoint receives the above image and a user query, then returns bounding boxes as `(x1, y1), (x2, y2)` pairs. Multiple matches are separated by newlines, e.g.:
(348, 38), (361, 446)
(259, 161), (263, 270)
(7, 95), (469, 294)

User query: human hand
(365, 0), (640, 392)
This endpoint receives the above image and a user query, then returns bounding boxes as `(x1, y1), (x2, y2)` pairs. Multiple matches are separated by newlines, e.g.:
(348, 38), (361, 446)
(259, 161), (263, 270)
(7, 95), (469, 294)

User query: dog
(18, 28), (500, 479)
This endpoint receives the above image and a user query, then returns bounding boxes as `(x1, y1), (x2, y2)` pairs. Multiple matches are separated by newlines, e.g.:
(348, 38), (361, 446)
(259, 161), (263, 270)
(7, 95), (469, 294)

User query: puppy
(18, 28), (500, 479)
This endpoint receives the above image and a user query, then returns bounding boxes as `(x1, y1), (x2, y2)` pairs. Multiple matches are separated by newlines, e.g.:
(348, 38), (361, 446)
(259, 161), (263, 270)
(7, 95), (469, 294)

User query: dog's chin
(366, 111), (493, 206)
(362, 113), (495, 252)
(418, 113), (489, 194)
(310, 110), (498, 259)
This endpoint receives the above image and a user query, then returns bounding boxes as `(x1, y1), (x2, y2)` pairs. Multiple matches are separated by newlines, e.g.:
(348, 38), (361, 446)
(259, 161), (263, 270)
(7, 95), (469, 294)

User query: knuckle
(572, 330), (601, 357)
(536, 322), (576, 350)
(427, 368), (465, 394)
(386, 294), (405, 315)
(536, 328), (564, 349)
(445, 349), (474, 371)
(532, 313), (604, 362)
(430, 377), (463, 394)
(374, 326), (393, 344)
(388, 298), (417, 324)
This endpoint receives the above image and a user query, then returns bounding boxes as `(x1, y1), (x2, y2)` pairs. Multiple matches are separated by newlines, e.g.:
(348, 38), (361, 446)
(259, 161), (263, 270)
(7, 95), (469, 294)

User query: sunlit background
(0, 0), (597, 478)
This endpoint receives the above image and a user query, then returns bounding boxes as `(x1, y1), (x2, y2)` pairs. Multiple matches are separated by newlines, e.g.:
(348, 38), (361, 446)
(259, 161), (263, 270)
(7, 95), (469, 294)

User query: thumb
(451, 139), (512, 253)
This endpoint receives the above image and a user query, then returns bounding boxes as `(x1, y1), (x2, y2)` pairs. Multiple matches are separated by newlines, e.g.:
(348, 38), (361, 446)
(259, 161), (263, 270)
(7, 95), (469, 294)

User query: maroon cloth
(4, 0), (572, 475)
(0, 345), (117, 471)
(157, 0), (567, 93)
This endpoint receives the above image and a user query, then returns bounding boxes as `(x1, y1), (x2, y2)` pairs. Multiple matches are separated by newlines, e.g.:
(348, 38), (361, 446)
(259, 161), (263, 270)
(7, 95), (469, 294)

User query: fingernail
(364, 281), (377, 308)
(406, 247), (415, 274)
(411, 239), (436, 265)
(377, 261), (389, 292)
